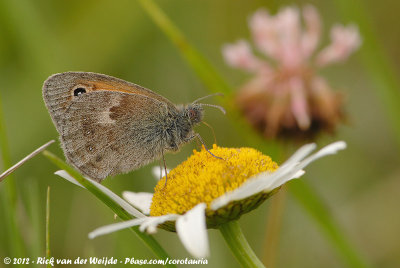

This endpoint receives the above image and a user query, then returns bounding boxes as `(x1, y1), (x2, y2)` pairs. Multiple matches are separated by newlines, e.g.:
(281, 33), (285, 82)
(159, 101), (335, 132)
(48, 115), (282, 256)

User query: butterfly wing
(42, 72), (176, 181)
(43, 72), (176, 133)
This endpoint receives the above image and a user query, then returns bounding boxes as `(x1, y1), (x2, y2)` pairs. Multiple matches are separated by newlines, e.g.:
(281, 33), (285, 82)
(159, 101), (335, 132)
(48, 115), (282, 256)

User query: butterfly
(43, 72), (224, 181)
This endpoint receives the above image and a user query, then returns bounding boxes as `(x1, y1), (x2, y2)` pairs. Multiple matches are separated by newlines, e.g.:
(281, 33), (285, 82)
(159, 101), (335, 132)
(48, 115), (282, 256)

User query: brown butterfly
(42, 72), (224, 182)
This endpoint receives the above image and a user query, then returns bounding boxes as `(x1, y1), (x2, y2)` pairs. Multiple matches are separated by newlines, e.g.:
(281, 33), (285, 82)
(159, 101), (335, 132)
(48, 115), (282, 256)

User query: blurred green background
(0, 0), (399, 267)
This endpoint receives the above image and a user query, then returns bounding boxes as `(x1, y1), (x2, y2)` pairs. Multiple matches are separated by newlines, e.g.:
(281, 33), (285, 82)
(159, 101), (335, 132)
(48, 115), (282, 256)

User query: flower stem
(262, 187), (287, 267)
(219, 220), (265, 268)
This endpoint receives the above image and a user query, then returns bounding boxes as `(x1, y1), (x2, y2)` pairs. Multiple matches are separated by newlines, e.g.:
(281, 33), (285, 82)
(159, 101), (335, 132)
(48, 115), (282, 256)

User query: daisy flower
(56, 141), (346, 264)
(222, 5), (361, 139)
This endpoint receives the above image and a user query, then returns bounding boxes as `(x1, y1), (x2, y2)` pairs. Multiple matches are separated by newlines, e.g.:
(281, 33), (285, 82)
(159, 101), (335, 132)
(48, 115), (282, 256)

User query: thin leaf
(42, 151), (176, 267)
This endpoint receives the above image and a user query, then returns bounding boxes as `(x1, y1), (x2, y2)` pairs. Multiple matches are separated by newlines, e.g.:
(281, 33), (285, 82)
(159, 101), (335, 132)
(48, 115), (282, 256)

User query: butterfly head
(185, 103), (204, 125)
(184, 93), (226, 125)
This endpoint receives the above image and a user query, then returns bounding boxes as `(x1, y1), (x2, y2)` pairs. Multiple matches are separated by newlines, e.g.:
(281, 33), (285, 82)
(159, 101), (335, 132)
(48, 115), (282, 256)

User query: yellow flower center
(150, 145), (278, 217)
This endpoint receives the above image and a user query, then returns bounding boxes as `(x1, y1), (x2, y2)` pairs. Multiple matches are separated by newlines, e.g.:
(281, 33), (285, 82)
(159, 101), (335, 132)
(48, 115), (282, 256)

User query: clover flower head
(223, 5), (361, 139)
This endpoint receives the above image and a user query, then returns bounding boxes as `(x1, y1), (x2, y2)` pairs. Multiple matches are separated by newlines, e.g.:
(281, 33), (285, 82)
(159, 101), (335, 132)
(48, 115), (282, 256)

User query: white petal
(279, 143), (316, 169)
(55, 170), (145, 218)
(176, 203), (209, 258)
(89, 218), (147, 239)
(139, 214), (179, 234)
(212, 143), (316, 209)
(211, 184), (258, 210)
(123, 191), (153, 215)
(89, 214), (179, 239)
(211, 169), (293, 210)
(292, 170), (305, 179)
(297, 141), (347, 169)
(266, 141), (346, 190)
(151, 166), (169, 181)
(211, 142), (346, 210)
(267, 169), (301, 190)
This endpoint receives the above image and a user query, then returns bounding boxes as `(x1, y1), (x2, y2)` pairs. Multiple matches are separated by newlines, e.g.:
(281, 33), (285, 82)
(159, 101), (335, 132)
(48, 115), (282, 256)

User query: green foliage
(0, 1), (399, 267)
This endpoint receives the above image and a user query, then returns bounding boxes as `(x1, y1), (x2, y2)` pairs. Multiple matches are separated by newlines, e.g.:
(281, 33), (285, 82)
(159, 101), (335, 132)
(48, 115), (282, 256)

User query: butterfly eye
(189, 109), (196, 120)
(74, 87), (86, 96)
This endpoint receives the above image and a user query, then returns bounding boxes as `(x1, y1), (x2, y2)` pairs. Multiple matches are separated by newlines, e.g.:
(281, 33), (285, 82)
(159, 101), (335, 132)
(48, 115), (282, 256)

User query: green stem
(42, 151), (176, 268)
(24, 181), (42, 268)
(262, 188), (287, 268)
(219, 220), (265, 268)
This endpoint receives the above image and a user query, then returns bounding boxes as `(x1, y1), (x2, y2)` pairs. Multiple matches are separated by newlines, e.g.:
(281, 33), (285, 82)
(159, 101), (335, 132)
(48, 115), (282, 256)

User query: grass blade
(42, 150), (176, 267)
(0, 140), (55, 181)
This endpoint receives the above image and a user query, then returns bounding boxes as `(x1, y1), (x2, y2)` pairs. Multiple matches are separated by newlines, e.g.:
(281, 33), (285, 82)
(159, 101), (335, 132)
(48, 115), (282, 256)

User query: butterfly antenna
(199, 103), (226, 115)
(202, 121), (217, 144)
(192, 93), (224, 104)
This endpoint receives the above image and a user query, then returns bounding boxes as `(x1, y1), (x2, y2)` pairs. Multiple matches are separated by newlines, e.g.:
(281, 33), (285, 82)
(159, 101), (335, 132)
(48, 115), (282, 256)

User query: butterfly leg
(161, 149), (168, 186)
(202, 121), (217, 145)
(158, 159), (163, 181)
(192, 133), (223, 160)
